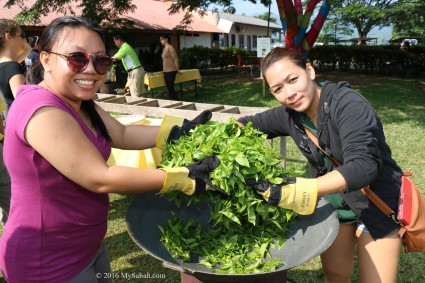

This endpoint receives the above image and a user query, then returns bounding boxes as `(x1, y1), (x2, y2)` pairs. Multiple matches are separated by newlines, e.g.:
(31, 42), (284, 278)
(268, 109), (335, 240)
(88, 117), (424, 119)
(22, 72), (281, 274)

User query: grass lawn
(1, 70), (424, 282)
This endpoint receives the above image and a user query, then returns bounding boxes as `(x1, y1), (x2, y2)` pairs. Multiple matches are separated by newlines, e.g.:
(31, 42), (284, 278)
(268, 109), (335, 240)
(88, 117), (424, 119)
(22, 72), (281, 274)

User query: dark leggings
(164, 71), (179, 100)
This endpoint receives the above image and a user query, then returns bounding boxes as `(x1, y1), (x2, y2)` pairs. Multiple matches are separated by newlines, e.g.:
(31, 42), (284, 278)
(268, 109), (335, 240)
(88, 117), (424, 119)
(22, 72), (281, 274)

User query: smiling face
(40, 26), (108, 107)
(265, 57), (319, 117)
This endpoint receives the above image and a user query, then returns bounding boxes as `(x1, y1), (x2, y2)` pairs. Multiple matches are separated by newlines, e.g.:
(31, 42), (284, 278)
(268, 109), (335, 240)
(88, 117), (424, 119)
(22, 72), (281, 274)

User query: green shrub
(309, 45), (425, 76)
(179, 46), (256, 71)
(174, 45), (425, 76)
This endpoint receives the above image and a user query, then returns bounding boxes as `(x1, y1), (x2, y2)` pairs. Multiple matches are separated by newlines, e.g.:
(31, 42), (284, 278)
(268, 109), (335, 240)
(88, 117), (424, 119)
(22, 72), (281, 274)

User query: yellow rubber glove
(155, 110), (212, 150)
(158, 166), (196, 195)
(158, 156), (228, 196)
(247, 177), (318, 215)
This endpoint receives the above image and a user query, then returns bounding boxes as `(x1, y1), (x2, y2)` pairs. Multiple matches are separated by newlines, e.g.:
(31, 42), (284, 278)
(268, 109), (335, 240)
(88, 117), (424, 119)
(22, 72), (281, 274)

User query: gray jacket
(238, 81), (402, 239)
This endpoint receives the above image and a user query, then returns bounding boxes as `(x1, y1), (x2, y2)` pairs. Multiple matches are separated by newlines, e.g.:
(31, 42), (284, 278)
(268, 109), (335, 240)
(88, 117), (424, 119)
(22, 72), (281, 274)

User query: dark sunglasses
(49, 51), (112, 74)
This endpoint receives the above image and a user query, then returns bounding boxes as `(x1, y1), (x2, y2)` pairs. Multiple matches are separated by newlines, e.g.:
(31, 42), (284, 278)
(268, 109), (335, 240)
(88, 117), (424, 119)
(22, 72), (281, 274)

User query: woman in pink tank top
(0, 16), (222, 283)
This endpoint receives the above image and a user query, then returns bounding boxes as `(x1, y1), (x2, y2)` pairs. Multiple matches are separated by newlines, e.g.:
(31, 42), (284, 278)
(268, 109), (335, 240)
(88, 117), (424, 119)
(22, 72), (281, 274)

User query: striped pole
(276, 0), (333, 54)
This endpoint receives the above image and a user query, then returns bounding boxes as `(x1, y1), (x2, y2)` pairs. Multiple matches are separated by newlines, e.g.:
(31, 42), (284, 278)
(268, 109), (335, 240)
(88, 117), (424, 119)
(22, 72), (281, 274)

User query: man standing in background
(112, 33), (145, 97)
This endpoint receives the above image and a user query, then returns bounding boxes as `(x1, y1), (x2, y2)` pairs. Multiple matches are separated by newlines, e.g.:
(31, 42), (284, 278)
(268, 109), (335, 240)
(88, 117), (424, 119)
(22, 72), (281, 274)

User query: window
(231, 34), (236, 47)
(238, 34), (244, 48)
(253, 35), (257, 48)
(224, 34), (229, 47)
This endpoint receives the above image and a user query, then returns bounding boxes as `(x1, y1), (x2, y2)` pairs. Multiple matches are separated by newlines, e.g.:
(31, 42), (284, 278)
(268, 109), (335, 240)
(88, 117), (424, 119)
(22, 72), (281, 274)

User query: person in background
(160, 34), (180, 100)
(0, 19), (30, 225)
(112, 33), (146, 97)
(0, 16), (222, 282)
(24, 35), (41, 71)
(400, 40), (410, 51)
(0, 19), (30, 113)
(239, 47), (403, 283)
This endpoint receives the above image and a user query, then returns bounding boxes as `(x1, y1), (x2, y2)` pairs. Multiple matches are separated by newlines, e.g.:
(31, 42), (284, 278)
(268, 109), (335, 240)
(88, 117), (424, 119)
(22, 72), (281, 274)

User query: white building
(0, 0), (284, 52)
(217, 13), (283, 51)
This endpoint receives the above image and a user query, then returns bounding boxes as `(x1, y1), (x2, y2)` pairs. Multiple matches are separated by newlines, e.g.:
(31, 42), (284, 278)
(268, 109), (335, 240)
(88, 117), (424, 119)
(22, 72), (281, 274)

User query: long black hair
(28, 16), (111, 142)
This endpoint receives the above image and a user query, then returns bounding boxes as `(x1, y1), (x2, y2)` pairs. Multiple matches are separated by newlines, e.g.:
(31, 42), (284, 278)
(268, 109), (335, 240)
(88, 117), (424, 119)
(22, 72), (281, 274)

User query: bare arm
(25, 106), (166, 194)
(9, 74), (26, 98)
(170, 46), (180, 71)
(317, 170), (347, 195)
(96, 105), (159, 150)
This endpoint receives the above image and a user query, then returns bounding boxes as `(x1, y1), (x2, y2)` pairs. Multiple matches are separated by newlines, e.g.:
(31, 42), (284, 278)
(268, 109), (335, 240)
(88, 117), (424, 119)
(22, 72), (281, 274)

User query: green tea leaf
(159, 118), (299, 274)
(247, 205), (256, 226)
(220, 211), (241, 225)
(235, 152), (250, 167)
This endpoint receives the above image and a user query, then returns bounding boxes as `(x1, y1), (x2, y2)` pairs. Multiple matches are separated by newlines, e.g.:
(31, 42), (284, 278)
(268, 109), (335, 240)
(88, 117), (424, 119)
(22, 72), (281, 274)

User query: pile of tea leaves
(158, 118), (304, 274)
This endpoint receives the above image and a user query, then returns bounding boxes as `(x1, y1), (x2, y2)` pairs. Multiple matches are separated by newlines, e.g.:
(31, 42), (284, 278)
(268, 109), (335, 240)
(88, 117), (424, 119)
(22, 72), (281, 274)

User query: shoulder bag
(304, 127), (425, 252)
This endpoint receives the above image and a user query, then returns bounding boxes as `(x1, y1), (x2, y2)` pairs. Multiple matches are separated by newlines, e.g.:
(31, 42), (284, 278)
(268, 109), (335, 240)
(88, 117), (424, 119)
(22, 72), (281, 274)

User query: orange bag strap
(304, 127), (400, 224)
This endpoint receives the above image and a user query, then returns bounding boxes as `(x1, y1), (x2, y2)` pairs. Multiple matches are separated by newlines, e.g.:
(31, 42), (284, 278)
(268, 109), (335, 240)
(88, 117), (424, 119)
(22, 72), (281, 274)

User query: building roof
(123, 0), (223, 32)
(218, 12), (282, 29)
(0, 0), (224, 33)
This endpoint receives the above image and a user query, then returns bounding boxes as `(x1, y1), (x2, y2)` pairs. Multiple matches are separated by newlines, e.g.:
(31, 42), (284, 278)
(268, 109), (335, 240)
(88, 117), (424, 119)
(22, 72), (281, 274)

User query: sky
(210, 1), (278, 17)
(231, 1), (279, 17)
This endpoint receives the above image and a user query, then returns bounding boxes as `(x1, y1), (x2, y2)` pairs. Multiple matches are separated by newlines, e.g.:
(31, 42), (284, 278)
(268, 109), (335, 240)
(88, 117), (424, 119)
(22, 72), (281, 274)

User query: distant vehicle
(401, 39), (418, 46)
(270, 42), (285, 49)
(313, 42), (324, 46)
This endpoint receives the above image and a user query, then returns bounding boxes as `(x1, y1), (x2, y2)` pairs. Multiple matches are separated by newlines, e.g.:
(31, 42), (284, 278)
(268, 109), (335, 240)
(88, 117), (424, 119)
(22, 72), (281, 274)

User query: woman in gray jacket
(239, 47), (403, 283)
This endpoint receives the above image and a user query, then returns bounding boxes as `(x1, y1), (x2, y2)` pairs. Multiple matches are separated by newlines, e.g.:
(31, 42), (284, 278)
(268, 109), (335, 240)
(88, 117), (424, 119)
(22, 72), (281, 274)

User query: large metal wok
(126, 192), (339, 283)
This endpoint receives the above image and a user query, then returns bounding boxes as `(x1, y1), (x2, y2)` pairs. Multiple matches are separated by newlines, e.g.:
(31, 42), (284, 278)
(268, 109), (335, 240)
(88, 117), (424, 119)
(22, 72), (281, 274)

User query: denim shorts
(356, 222), (369, 233)
(356, 222), (399, 237)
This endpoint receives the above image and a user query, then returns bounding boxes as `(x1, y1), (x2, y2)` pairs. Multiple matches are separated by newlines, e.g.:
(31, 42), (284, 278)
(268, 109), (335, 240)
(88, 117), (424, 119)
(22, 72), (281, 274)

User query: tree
(332, 0), (397, 40)
(390, 0), (425, 39)
(317, 14), (353, 45)
(275, 0), (334, 53)
(168, 0), (270, 15)
(4, 0), (136, 27)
